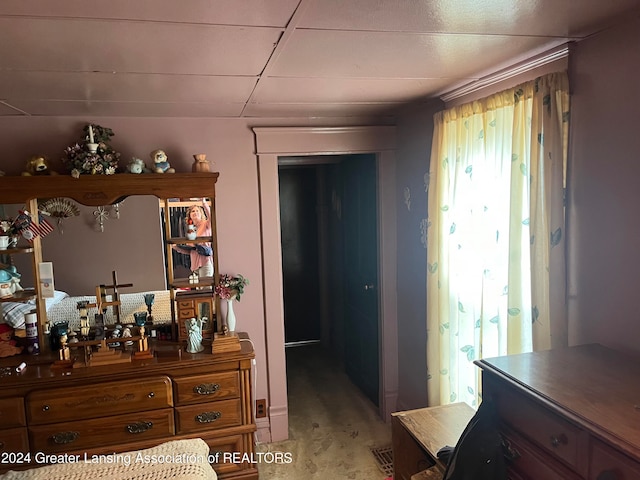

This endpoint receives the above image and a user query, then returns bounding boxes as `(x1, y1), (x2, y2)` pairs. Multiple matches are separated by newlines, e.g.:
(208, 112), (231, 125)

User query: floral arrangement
(62, 124), (121, 177)
(214, 274), (249, 301)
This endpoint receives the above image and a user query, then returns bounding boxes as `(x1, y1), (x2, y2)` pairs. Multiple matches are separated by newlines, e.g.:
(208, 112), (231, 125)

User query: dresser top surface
(0, 338), (254, 391)
(476, 343), (640, 455)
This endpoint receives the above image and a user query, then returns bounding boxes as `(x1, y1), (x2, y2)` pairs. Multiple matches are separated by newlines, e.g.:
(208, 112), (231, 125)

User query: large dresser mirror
(6, 196), (165, 296)
(0, 173), (220, 349)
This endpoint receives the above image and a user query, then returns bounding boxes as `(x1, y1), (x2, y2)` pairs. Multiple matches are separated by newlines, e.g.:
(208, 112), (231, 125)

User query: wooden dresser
(475, 344), (640, 480)
(0, 338), (257, 479)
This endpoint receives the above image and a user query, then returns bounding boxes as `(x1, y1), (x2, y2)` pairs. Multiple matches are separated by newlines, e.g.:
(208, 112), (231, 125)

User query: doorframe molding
(253, 126), (399, 442)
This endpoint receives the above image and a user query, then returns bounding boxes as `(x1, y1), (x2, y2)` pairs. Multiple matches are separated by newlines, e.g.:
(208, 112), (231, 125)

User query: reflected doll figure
(186, 317), (204, 353)
(173, 199), (213, 279)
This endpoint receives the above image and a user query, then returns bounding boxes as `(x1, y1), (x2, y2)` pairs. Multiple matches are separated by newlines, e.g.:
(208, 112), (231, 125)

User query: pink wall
(394, 101), (442, 410)
(567, 14), (640, 353)
(0, 115), (393, 441)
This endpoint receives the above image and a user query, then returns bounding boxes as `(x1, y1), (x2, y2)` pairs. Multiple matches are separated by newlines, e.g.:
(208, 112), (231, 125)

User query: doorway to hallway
(278, 154), (380, 406)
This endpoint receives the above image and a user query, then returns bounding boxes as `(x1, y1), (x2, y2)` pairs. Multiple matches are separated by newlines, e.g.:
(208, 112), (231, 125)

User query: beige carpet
(256, 344), (392, 479)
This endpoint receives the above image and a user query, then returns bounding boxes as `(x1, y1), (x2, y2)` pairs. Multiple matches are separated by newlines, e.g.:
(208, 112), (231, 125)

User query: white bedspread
(1, 290), (172, 330)
(0, 438), (217, 480)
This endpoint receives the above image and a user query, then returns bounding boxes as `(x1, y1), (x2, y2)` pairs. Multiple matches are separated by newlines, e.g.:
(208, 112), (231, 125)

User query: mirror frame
(0, 173), (220, 346)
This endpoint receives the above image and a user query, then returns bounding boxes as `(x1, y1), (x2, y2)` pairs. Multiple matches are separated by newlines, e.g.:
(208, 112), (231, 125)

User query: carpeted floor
(256, 344), (392, 479)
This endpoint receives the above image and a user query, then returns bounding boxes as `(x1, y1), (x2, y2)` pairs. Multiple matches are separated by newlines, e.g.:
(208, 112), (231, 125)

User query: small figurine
(109, 324), (123, 347)
(126, 157), (149, 174)
(186, 317), (204, 353)
(0, 266), (22, 298)
(191, 153), (211, 173)
(0, 324), (23, 357)
(150, 149), (175, 173)
(22, 155), (58, 176)
(122, 325), (133, 346)
(58, 333), (71, 361)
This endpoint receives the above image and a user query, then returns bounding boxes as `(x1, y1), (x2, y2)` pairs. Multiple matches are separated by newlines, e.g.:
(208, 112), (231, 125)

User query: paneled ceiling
(0, 0), (638, 118)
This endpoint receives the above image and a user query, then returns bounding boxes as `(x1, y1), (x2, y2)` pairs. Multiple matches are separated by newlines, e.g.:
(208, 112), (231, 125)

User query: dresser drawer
(0, 427), (29, 453)
(501, 426), (582, 480)
(589, 439), (640, 479)
(174, 372), (240, 405)
(175, 399), (242, 434)
(0, 398), (26, 428)
(177, 300), (195, 310)
(29, 408), (175, 453)
(179, 308), (196, 319)
(204, 433), (246, 475)
(27, 376), (173, 425)
(488, 378), (587, 473)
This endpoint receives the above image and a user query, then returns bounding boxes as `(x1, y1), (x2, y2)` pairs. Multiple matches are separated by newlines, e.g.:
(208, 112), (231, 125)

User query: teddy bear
(0, 324), (23, 358)
(126, 157), (149, 174)
(150, 149), (175, 173)
(22, 155), (58, 176)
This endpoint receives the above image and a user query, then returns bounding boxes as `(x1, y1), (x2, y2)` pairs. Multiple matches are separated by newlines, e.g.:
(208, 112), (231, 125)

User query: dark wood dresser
(0, 338), (257, 479)
(476, 344), (640, 480)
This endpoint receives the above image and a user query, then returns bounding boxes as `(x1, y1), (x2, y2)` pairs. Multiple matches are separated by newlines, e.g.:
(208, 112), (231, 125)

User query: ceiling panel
(299, 0), (640, 36)
(0, 1), (638, 118)
(8, 100), (245, 117)
(0, 18), (281, 75)
(0, 0), (300, 27)
(243, 102), (401, 118)
(0, 72), (257, 103)
(269, 29), (567, 79)
(253, 76), (461, 103)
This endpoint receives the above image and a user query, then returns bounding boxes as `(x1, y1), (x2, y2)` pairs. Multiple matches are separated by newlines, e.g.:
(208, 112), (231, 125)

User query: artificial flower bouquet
(214, 274), (249, 301)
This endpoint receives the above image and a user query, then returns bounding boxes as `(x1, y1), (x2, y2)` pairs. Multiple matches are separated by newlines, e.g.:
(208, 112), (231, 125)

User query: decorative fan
(39, 198), (80, 234)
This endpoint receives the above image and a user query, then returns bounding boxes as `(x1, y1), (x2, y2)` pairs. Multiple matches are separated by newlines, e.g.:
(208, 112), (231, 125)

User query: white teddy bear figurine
(126, 157), (148, 174)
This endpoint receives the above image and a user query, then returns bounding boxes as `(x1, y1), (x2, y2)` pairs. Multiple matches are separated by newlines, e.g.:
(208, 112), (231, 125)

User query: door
(279, 166), (322, 343)
(341, 154), (379, 406)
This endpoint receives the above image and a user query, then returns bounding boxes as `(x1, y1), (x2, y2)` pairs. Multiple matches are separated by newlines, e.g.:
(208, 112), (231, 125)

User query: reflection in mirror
(161, 198), (214, 284)
(1, 196), (170, 331)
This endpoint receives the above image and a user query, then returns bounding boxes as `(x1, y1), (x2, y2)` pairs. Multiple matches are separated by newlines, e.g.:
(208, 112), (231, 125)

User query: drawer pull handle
(193, 383), (220, 395)
(550, 434), (567, 448)
(148, 392), (155, 398)
(126, 421), (153, 434)
(42, 405), (50, 412)
(196, 411), (222, 424)
(51, 431), (79, 445)
(501, 438), (521, 461)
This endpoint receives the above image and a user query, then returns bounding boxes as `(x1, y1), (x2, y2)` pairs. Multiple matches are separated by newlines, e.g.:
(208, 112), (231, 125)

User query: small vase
(192, 153), (211, 173)
(226, 299), (236, 333)
(186, 230), (197, 240)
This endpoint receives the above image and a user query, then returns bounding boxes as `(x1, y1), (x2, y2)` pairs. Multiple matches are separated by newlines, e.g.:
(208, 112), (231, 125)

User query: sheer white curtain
(426, 72), (570, 407)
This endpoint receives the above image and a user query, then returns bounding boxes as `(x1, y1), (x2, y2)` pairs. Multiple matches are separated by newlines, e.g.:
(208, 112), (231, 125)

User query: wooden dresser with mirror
(0, 174), (258, 479)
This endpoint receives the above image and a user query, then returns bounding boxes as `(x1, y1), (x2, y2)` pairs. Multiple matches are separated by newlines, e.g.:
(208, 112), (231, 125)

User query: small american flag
(27, 214), (55, 241)
(16, 211), (54, 242)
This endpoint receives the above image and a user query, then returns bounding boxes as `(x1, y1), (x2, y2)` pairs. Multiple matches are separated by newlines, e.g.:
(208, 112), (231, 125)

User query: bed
(0, 438), (218, 479)
(0, 290), (172, 331)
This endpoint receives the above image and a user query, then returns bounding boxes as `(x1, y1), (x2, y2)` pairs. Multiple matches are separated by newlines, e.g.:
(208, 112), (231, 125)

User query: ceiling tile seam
(0, 101), (31, 115)
(261, 75), (481, 81)
(291, 27), (584, 40)
(248, 101), (406, 105)
(0, 71), (261, 80)
(4, 100), (249, 105)
(0, 14), (288, 29)
(240, 0), (310, 116)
